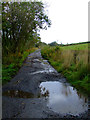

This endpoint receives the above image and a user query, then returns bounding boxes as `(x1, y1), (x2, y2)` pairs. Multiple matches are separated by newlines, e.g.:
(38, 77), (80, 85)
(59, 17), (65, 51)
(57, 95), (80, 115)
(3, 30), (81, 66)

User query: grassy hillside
(41, 43), (90, 95)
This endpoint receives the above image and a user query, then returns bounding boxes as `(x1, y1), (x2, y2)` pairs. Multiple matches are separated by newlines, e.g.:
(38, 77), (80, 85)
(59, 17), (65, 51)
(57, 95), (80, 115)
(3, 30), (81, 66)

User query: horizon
(42, 40), (89, 45)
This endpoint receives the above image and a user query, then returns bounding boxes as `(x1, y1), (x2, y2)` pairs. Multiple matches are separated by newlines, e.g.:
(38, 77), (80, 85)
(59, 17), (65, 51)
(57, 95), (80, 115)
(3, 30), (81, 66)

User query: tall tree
(2, 1), (51, 54)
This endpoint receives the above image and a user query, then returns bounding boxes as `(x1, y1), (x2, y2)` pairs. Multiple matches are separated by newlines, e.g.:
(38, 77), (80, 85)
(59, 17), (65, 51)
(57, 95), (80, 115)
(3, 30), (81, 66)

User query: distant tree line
(2, 2), (51, 55)
(48, 41), (89, 47)
(48, 41), (64, 46)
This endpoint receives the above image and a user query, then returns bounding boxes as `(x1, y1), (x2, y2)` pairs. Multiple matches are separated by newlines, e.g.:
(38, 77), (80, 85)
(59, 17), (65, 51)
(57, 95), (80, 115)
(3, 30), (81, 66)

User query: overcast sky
(40, 0), (89, 44)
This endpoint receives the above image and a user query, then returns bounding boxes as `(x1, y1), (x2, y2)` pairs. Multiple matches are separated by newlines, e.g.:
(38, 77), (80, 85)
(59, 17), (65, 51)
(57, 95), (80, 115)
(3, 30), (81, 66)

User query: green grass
(61, 43), (88, 50)
(2, 64), (18, 84)
(2, 48), (37, 85)
(41, 43), (90, 95)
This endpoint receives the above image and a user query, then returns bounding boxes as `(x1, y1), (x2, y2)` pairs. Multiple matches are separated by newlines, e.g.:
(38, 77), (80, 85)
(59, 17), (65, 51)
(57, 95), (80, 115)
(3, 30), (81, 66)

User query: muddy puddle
(2, 90), (35, 98)
(39, 81), (88, 116)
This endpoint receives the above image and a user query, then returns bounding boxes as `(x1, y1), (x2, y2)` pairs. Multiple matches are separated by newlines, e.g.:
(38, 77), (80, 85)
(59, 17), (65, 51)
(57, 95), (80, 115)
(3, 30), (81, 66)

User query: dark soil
(2, 49), (89, 119)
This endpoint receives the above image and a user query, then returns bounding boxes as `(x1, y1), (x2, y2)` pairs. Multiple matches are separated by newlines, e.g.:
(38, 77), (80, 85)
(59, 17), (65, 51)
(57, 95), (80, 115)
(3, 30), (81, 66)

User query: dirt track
(2, 49), (89, 119)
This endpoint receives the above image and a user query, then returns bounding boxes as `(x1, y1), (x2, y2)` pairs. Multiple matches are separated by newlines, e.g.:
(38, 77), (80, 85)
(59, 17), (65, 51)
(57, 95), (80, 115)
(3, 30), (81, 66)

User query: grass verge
(2, 48), (38, 85)
(41, 44), (90, 95)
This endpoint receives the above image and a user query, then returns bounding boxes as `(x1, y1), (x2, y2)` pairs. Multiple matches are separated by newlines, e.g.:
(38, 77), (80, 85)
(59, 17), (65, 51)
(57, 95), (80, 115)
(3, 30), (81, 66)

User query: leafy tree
(2, 1), (51, 54)
(49, 41), (58, 46)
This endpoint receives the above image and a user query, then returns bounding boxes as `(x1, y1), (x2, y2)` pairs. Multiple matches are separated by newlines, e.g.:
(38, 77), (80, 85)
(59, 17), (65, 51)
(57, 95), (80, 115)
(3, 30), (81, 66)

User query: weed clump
(2, 48), (37, 85)
(41, 43), (90, 95)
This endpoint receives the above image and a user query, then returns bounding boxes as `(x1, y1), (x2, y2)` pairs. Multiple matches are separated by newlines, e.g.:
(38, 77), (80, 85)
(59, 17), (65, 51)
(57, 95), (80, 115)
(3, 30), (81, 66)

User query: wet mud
(2, 49), (89, 119)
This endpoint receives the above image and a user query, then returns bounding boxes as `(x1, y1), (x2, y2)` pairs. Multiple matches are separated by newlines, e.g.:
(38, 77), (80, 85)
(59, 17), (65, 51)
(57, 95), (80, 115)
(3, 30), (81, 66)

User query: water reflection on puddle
(39, 81), (88, 116)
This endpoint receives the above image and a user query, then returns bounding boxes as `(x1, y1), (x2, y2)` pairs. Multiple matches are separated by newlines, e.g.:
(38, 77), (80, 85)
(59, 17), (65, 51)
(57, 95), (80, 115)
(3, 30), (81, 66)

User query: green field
(61, 43), (88, 50)
(41, 43), (90, 95)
